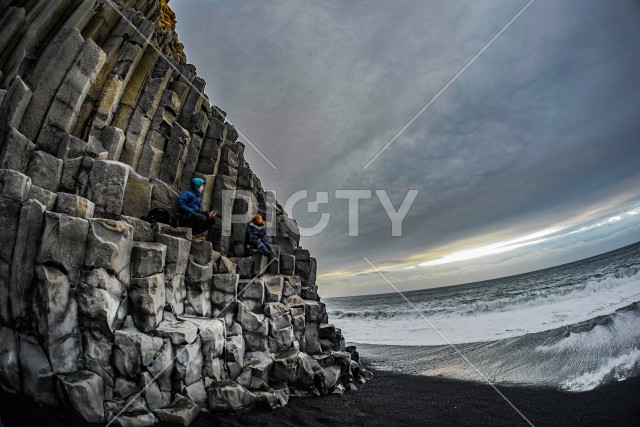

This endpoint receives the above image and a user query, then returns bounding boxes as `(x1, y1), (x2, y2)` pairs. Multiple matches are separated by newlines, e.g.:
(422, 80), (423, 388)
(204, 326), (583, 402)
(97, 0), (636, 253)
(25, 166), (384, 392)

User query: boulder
(0, 168), (31, 201)
(0, 326), (21, 393)
(319, 324), (337, 341)
(271, 349), (300, 385)
(217, 255), (236, 274)
(78, 269), (127, 338)
(184, 379), (208, 409)
(33, 265), (80, 374)
(113, 377), (141, 400)
(142, 371), (171, 412)
(121, 216), (154, 242)
(280, 254), (296, 275)
(159, 122), (191, 188)
(292, 312), (305, 344)
(269, 312), (292, 331)
(155, 233), (190, 315)
(243, 332), (268, 353)
(153, 394), (200, 426)
(28, 185), (57, 210)
(207, 380), (257, 414)
(346, 345), (360, 362)
(175, 336), (204, 386)
(130, 242), (167, 278)
(252, 253), (268, 276)
(180, 316), (225, 379)
(304, 322), (321, 355)
(57, 134), (88, 159)
(122, 169), (151, 218)
(150, 178), (179, 212)
(104, 395), (157, 427)
(147, 338), (174, 402)
(295, 352), (322, 391)
(238, 278), (264, 313)
(282, 276), (301, 297)
(319, 366), (342, 395)
(128, 273), (165, 333)
(227, 322), (243, 337)
(113, 317), (164, 380)
(19, 334), (57, 405)
(54, 192), (95, 219)
(301, 286), (319, 301)
(156, 313), (198, 346)
(235, 302), (268, 335)
(85, 159), (129, 216)
(56, 370), (105, 423)
(270, 326), (294, 353)
(244, 351), (273, 384)
(195, 125), (223, 175)
(9, 199), (45, 328)
(283, 294), (305, 308)
(86, 136), (108, 160)
(184, 241), (213, 317)
(235, 368), (252, 388)
(0, 77), (31, 145)
(304, 300), (324, 323)
(154, 223), (193, 241)
(185, 241), (214, 283)
(26, 150), (63, 192)
(0, 127), (34, 173)
(263, 302), (289, 319)
(84, 218), (133, 275)
(263, 275), (283, 303)
(58, 156), (82, 193)
(225, 334), (245, 367)
(101, 126), (125, 161)
(185, 279), (211, 318)
(211, 274), (238, 324)
(272, 383), (291, 407)
(81, 330), (115, 393)
(236, 256), (254, 279)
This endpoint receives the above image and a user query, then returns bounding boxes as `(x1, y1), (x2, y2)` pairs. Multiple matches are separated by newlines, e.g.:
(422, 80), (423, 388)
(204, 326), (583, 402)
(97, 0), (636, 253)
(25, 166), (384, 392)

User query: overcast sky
(172, 0), (640, 296)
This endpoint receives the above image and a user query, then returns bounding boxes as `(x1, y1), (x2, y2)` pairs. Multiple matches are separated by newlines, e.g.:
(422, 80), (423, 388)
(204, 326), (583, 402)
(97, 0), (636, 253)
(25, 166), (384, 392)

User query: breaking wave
(326, 243), (640, 390)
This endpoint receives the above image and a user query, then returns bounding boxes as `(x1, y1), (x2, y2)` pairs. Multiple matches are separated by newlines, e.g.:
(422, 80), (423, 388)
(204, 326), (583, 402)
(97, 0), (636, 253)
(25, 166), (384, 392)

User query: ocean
(325, 242), (640, 392)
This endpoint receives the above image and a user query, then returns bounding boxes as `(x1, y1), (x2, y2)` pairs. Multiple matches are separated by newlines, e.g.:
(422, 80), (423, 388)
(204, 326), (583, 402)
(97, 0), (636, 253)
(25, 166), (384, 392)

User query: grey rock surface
(56, 370), (105, 423)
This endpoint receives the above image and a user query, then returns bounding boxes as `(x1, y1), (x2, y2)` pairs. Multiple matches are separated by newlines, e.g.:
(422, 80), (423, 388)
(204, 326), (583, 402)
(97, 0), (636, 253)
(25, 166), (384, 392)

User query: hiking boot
(193, 233), (205, 243)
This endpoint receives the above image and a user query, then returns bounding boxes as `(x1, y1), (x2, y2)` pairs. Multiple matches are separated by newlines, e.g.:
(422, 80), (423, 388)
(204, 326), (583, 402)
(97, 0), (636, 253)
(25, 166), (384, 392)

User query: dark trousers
(249, 236), (272, 256)
(180, 212), (216, 234)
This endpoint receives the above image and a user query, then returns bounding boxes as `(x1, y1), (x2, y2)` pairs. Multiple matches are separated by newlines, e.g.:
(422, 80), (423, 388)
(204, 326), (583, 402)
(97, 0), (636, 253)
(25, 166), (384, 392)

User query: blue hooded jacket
(177, 188), (203, 215)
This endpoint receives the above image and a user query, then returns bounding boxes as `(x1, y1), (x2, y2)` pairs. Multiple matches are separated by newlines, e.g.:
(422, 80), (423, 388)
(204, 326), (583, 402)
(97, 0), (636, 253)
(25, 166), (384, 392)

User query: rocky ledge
(0, 1), (370, 426)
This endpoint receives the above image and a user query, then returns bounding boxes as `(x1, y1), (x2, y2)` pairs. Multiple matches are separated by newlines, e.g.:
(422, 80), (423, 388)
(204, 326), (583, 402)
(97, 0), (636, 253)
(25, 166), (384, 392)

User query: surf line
(363, 257), (535, 427)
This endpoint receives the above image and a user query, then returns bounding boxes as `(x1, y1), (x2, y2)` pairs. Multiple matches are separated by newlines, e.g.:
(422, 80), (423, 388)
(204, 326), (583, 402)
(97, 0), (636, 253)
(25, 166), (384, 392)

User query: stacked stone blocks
(0, 1), (370, 426)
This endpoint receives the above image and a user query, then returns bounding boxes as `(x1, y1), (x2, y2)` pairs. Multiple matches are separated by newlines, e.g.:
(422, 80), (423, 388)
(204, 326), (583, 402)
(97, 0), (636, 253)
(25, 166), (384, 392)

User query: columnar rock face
(0, 1), (370, 426)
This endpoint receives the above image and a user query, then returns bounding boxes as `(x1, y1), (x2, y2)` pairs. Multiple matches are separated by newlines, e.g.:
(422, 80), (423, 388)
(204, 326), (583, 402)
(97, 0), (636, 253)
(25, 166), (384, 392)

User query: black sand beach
(2, 360), (638, 427)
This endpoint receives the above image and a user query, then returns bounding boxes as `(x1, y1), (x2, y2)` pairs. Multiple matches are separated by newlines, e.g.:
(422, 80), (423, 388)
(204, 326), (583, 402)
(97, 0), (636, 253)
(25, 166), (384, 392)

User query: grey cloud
(173, 0), (640, 294)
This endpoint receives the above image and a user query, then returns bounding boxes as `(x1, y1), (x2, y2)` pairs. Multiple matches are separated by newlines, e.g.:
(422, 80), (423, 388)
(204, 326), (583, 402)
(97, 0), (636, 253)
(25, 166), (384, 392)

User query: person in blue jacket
(177, 178), (217, 242)
(246, 214), (275, 260)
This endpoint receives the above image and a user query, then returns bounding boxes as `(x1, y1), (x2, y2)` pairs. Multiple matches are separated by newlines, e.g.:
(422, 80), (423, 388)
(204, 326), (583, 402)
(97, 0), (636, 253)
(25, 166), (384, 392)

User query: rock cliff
(0, 1), (369, 425)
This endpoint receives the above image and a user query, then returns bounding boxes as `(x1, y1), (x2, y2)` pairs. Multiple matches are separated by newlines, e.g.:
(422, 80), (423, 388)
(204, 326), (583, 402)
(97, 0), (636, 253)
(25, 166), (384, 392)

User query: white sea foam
(329, 272), (640, 346)
(560, 349), (640, 392)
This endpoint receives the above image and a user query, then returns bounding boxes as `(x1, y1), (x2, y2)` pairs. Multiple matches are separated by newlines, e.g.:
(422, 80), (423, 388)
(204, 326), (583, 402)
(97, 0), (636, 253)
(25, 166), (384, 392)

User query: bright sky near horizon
(171, 0), (640, 296)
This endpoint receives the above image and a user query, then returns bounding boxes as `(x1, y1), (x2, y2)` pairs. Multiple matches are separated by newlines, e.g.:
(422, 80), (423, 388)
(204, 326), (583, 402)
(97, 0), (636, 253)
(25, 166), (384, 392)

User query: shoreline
(2, 362), (638, 426)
